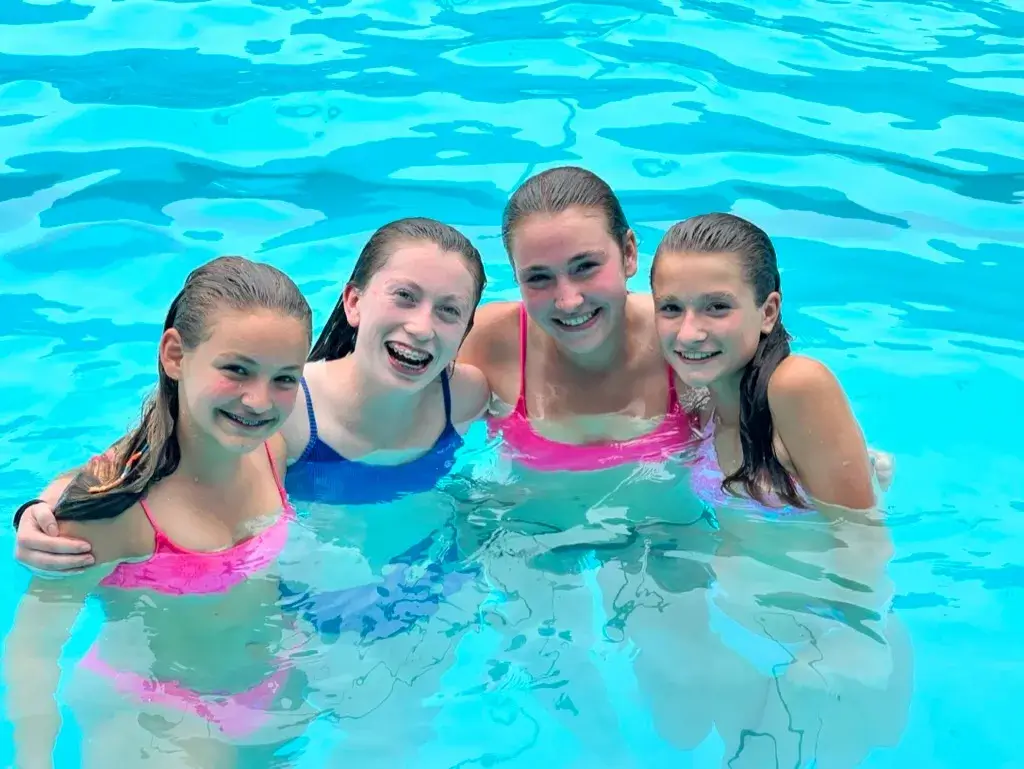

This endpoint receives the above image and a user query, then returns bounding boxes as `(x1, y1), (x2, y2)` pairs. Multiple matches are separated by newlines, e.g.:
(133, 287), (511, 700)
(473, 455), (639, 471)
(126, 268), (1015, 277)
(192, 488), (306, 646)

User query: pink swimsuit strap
(100, 443), (295, 595)
(487, 304), (700, 472)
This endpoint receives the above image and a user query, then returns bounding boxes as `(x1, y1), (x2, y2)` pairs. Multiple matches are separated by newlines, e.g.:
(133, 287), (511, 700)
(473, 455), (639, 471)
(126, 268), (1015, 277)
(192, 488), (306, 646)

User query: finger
(16, 549), (95, 572)
(22, 534), (93, 555)
(27, 505), (60, 537)
(25, 564), (91, 578)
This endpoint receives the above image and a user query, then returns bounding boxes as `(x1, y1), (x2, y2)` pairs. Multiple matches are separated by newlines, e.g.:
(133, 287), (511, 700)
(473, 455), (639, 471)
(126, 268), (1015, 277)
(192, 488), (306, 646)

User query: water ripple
(1, 0), (1022, 765)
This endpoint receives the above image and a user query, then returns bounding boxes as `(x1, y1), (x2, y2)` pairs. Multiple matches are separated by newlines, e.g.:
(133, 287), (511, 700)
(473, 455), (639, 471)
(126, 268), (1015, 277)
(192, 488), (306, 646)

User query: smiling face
(652, 250), (780, 389)
(164, 307), (309, 453)
(510, 206), (637, 356)
(343, 241), (478, 390)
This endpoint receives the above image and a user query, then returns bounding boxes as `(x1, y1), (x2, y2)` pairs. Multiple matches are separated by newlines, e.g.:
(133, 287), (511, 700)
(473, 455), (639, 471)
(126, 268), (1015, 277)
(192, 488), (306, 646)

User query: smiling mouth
(385, 341), (434, 373)
(675, 350), (721, 363)
(218, 410), (275, 430)
(552, 307), (600, 330)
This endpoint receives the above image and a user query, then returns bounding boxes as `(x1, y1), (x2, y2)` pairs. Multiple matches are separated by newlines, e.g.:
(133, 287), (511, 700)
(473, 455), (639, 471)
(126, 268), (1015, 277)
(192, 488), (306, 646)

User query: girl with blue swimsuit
(18, 216), (491, 554)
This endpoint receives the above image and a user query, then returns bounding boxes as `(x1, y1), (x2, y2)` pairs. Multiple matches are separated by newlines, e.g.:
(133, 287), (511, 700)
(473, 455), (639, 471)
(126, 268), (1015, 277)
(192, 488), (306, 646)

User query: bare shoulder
(626, 292), (658, 339)
(628, 292), (656, 316)
(768, 354), (862, 446)
(458, 300), (520, 368)
(58, 504), (153, 565)
(768, 355), (844, 408)
(448, 363), (492, 428)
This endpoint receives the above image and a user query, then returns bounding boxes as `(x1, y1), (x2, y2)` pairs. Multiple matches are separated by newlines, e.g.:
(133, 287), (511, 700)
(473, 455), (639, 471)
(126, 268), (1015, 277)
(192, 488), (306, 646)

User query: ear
(760, 291), (781, 335)
(159, 329), (186, 381)
(622, 229), (639, 279)
(342, 283), (362, 329)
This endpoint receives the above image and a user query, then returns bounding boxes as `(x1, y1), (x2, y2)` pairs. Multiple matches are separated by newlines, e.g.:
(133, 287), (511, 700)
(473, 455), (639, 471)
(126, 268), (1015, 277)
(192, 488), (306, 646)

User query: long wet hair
(55, 256), (313, 522)
(653, 213), (804, 508)
(501, 166), (631, 258)
(308, 217), (486, 363)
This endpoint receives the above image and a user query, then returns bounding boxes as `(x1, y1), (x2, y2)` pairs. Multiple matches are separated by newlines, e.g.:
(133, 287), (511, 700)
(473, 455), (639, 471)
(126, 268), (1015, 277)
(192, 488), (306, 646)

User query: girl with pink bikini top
(462, 166), (704, 474)
(4, 257), (315, 767)
(487, 305), (701, 472)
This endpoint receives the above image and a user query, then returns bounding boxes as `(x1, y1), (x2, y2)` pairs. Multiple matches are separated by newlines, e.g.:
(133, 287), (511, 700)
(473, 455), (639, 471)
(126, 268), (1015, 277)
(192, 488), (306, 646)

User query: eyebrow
(386, 279), (470, 304)
(656, 290), (738, 303)
(218, 354), (302, 370)
(518, 250), (605, 275)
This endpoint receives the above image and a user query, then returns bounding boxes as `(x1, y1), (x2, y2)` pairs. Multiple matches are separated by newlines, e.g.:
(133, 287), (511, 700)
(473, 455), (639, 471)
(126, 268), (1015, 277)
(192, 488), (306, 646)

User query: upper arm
(769, 356), (875, 512)
(456, 301), (518, 372)
(58, 511), (147, 566)
(449, 363), (492, 432)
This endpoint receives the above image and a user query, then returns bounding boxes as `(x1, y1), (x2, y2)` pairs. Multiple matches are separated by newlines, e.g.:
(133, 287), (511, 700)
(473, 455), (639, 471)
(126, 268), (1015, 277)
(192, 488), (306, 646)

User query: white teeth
(223, 412), (269, 427)
(557, 309), (598, 327)
(386, 342), (432, 366)
(678, 351), (719, 361)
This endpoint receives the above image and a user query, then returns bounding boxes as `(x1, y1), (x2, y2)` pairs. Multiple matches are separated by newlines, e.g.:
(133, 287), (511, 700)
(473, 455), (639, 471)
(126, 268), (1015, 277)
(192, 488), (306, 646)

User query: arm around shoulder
(768, 355), (875, 512)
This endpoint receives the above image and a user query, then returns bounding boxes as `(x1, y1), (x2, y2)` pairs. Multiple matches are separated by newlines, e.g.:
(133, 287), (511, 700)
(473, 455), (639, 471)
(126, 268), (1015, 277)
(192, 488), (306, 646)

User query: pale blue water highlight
(1, 0), (1022, 767)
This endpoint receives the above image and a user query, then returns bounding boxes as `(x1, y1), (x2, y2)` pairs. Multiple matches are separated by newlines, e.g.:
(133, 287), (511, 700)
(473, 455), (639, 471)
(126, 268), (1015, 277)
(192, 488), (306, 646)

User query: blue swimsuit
(284, 371), (464, 505)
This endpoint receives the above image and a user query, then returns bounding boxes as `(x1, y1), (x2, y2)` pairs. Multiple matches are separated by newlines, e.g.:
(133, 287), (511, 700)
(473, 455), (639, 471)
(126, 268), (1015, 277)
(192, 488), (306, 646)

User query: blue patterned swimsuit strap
(440, 368), (453, 428)
(297, 376), (321, 460)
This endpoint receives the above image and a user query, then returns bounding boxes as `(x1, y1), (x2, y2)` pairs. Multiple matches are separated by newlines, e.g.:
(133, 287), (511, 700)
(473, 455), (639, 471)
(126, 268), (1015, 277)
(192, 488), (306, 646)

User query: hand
(869, 449), (895, 492)
(14, 502), (94, 575)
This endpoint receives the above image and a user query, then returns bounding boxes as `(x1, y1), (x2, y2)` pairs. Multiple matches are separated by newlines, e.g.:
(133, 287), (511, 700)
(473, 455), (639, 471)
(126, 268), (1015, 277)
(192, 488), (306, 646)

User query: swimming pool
(1, 0), (1022, 766)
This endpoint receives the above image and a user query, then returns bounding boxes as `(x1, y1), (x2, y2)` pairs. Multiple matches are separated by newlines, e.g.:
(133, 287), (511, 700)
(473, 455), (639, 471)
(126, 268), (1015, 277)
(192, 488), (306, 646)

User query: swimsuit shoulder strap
(296, 376), (319, 459)
(138, 498), (172, 551)
(666, 365), (679, 411)
(263, 442), (289, 508)
(516, 303), (529, 414)
(440, 368), (453, 425)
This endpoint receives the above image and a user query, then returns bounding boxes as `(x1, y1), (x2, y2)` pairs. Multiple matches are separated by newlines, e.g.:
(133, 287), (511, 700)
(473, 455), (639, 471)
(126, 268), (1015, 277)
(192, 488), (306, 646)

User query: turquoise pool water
(1, 0), (1022, 766)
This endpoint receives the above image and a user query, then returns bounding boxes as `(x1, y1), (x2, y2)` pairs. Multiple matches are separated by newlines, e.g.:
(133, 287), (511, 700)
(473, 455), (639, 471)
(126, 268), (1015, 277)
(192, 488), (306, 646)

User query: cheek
(654, 318), (678, 350)
(196, 375), (241, 402)
(437, 322), (468, 353)
(521, 288), (550, 316)
(584, 263), (627, 298)
(273, 387), (300, 412)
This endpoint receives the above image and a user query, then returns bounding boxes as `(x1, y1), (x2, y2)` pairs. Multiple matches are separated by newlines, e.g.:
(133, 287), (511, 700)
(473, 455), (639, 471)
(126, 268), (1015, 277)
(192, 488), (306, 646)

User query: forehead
(653, 251), (749, 296)
(511, 208), (614, 268)
(372, 242), (476, 299)
(202, 308), (308, 363)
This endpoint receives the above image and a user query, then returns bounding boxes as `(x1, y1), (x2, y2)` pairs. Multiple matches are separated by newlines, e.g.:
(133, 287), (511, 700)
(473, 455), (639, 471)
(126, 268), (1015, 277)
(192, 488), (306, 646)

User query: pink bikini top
(486, 304), (701, 472)
(100, 443), (295, 596)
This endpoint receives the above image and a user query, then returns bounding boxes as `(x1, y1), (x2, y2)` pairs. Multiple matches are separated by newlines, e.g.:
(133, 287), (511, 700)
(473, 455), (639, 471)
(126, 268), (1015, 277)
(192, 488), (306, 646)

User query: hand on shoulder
(768, 355), (876, 512)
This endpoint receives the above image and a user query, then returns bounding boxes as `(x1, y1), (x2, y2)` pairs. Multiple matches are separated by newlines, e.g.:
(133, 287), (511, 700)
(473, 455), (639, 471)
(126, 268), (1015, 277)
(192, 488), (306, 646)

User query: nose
(675, 312), (707, 346)
(553, 279), (584, 313)
(404, 306), (434, 341)
(240, 381), (274, 413)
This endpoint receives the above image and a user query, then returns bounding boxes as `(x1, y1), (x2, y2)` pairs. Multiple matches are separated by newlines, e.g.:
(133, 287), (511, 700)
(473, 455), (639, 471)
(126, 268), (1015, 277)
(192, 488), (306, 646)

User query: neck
(707, 372), (745, 428)
(174, 417), (245, 488)
(328, 356), (429, 440)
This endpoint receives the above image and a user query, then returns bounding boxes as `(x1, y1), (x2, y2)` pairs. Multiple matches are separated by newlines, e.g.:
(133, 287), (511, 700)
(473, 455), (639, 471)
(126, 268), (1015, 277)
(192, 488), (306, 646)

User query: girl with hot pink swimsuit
(4, 257), (315, 768)
(462, 166), (705, 472)
(487, 304), (701, 472)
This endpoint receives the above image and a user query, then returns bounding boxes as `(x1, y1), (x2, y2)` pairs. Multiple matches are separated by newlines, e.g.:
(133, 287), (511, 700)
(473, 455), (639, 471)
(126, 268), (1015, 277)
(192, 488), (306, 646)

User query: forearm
(3, 584), (80, 769)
